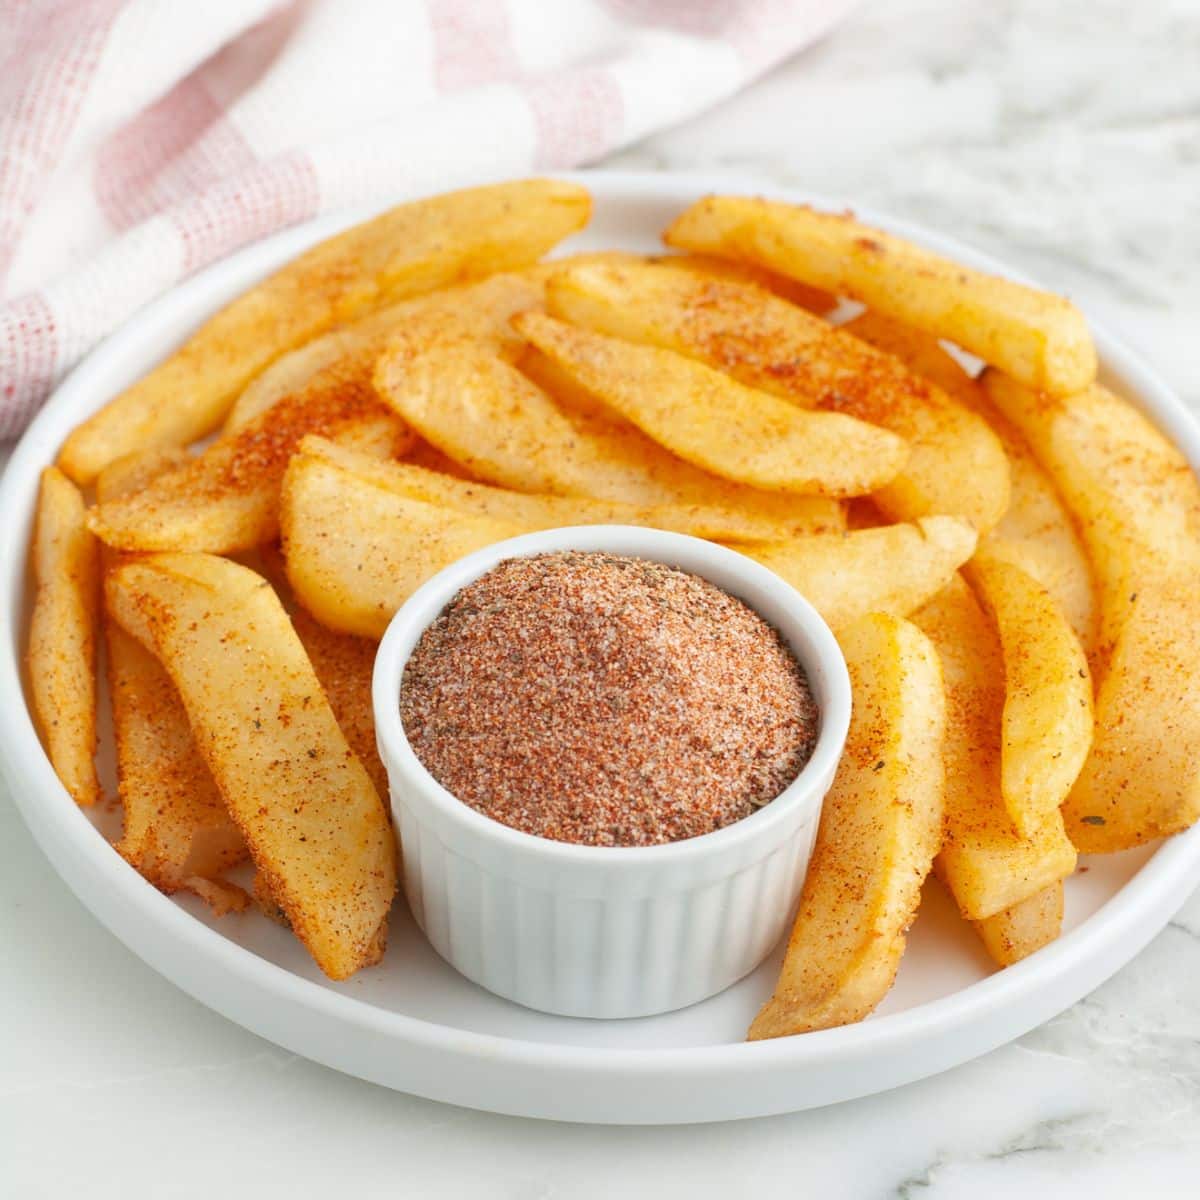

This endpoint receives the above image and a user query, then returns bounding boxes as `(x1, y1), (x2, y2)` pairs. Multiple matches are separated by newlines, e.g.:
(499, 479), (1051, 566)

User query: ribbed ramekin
(373, 526), (850, 1019)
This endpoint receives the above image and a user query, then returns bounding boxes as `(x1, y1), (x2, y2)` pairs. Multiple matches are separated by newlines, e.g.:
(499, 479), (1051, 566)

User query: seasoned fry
(59, 179), (590, 483)
(403, 437), (480, 480)
(97, 452), (248, 906)
(851, 313), (1095, 651)
(283, 442), (969, 638)
(965, 551), (1093, 838)
(27, 467), (100, 807)
(374, 340), (844, 534)
(914, 578), (1076, 919)
(225, 271), (545, 434)
(223, 326), (365, 434)
(88, 272), (547, 555)
(294, 435), (807, 543)
(513, 311), (908, 497)
(972, 882), (1063, 967)
(657, 253), (836, 313)
(282, 456), (525, 638)
(258, 533), (388, 799)
(88, 407), (409, 555)
(107, 553), (397, 979)
(984, 372), (1200, 850)
(749, 612), (945, 1038)
(95, 446), (193, 500)
(515, 343), (612, 420)
(665, 195), (1097, 395)
(981, 373), (1200, 662)
(546, 259), (1008, 532)
(106, 624), (249, 903)
(290, 605), (388, 801)
(736, 516), (977, 630)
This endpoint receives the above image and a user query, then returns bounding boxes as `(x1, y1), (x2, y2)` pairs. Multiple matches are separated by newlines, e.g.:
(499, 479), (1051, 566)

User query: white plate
(3, 171), (1199, 1125)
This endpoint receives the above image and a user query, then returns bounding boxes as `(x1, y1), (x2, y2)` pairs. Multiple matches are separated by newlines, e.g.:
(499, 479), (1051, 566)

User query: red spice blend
(400, 551), (819, 847)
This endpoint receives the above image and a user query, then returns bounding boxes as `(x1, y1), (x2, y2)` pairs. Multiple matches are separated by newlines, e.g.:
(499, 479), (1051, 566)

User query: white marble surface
(4, 0), (1200, 1194)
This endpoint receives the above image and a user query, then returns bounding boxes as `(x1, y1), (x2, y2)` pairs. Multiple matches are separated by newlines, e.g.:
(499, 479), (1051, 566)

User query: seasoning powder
(400, 551), (819, 847)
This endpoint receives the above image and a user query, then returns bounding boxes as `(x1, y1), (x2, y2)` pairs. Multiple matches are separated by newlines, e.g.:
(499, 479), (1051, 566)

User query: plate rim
(3, 167), (1199, 1119)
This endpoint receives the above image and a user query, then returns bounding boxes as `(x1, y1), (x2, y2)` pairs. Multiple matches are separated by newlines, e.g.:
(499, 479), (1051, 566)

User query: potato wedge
(1068, 575), (1200, 851)
(849, 314), (1096, 651)
(965, 551), (1093, 838)
(27, 467), (101, 807)
(982, 372), (1200, 660)
(256, 537), (388, 800)
(105, 624), (249, 899)
(88, 403), (408, 555)
(515, 343), (612, 420)
(226, 271), (545, 434)
(97, 452), (248, 905)
(736, 516), (977, 631)
(403, 437), (480, 480)
(983, 372), (1200, 850)
(374, 340), (844, 534)
(59, 179), (591, 483)
(840, 310), (982, 405)
(283, 444), (969, 637)
(914, 578), (1076, 919)
(87, 274), (546, 555)
(106, 553), (397, 979)
(972, 882), (1063, 967)
(532, 249), (837, 313)
(982, 472), (1097, 658)
(290, 605), (388, 802)
(513, 311), (908, 496)
(223, 324), (367, 434)
(546, 259), (1008, 531)
(665, 195), (1096, 395)
(749, 612), (945, 1038)
(294, 435), (806, 543)
(95, 446), (193, 500)
(657, 252), (836, 313)
(281, 455), (526, 638)
(282, 458), (931, 639)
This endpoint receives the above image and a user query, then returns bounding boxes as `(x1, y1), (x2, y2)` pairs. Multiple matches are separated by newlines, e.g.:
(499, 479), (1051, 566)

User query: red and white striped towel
(0, 0), (854, 441)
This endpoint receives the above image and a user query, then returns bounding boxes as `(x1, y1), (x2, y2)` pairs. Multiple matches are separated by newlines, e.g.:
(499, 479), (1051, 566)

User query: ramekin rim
(371, 525), (851, 867)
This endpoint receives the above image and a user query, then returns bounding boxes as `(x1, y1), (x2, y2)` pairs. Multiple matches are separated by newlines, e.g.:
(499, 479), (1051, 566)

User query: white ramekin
(373, 526), (850, 1019)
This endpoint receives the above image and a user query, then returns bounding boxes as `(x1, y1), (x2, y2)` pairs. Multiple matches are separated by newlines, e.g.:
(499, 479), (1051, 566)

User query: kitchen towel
(0, 0), (854, 439)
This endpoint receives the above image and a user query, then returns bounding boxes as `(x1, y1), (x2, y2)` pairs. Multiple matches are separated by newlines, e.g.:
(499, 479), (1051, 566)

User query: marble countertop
(4, 0), (1199, 1195)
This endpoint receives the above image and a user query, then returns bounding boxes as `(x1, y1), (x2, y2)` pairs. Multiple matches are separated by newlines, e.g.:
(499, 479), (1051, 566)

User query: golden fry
(849, 313), (1096, 651)
(984, 372), (1200, 850)
(283, 464), (524, 639)
(737, 516), (977, 631)
(226, 271), (544, 434)
(289, 604), (388, 802)
(107, 553), (397, 979)
(665, 195), (1096, 395)
(59, 179), (590, 483)
(546, 259), (1008, 531)
(97, 451), (248, 906)
(966, 551), (1093, 838)
(750, 613), (945, 1038)
(89, 408), (408, 555)
(295, 435), (807, 543)
(972, 882), (1063, 967)
(106, 624), (248, 900)
(27, 467), (100, 806)
(655, 252), (836, 312)
(915, 578), (1076, 919)
(513, 311), (908, 497)
(89, 248), (547, 554)
(374, 339), (844, 534)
